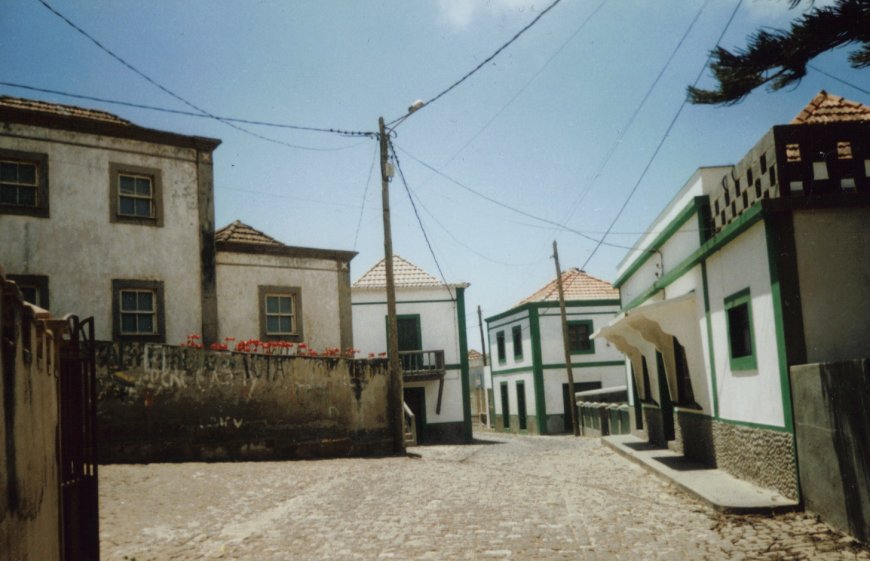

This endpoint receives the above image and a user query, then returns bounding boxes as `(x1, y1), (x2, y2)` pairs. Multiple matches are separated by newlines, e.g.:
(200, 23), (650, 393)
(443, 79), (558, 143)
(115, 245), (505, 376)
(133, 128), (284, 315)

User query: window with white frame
(0, 149), (49, 217)
(112, 279), (165, 342)
(259, 285), (303, 341)
(110, 163), (163, 226)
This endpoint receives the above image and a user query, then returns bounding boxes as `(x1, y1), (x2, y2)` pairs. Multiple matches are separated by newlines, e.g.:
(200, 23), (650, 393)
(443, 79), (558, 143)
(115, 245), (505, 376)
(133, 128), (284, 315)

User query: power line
(389, 140), (455, 302)
(807, 64), (870, 96)
(580, 0), (745, 271)
(386, 0), (565, 127)
(214, 185), (362, 209)
(394, 144), (657, 254)
(553, 0), (710, 238)
(0, 81), (374, 139)
(36, 0), (375, 151)
(353, 142), (380, 250)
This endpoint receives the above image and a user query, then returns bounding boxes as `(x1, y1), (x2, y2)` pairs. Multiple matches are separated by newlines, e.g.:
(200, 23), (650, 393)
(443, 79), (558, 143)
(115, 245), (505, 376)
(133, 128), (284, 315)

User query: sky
(2, 0), (868, 348)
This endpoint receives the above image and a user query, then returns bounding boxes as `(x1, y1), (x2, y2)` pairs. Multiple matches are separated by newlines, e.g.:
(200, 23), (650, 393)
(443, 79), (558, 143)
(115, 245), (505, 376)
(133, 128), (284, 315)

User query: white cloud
(437, 0), (554, 30)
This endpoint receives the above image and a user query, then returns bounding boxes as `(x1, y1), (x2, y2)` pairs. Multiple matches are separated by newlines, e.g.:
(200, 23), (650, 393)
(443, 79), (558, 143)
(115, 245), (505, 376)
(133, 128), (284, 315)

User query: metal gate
(58, 315), (100, 561)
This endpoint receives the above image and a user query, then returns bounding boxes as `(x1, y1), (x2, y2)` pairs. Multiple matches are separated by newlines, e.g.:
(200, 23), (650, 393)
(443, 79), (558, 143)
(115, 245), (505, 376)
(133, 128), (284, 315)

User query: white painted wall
(216, 251), (344, 350)
(705, 221), (785, 427)
(487, 310), (531, 370)
(0, 123), (207, 343)
(492, 373), (536, 417)
(536, 305), (622, 364)
(793, 207), (870, 364)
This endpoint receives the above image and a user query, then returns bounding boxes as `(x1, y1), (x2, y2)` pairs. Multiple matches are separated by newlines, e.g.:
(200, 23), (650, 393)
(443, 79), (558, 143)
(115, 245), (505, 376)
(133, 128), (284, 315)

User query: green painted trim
(541, 361), (625, 370)
(614, 196), (709, 288)
(673, 408), (790, 433)
(700, 261), (720, 418)
(529, 307), (548, 435)
(491, 366), (535, 376)
(724, 288), (758, 371)
(567, 319), (595, 355)
(488, 316), (529, 331)
(485, 299), (620, 324)
(622, 202), (766, 311)
(456, 287), (472, 443)
(538, 311), (619, 317)
(443, 363), (462, 371)
(495, 330), (507, 363)
(385, 313), (422, 352)
(763, 215), (798, 434)
(354, 298), (456, 306)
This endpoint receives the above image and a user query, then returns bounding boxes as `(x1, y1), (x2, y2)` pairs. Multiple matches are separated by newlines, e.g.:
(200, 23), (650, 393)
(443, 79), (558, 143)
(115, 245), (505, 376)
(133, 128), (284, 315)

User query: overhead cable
(386, 0), (565, 127)
(807, 64), (870, 95)
(580, 0), (745, 271)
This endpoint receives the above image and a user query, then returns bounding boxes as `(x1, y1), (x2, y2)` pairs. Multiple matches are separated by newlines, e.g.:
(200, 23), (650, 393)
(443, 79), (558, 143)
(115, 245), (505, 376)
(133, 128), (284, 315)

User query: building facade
(486, 269), (622, 435)
(351, 255), (471, 443)
(596, 91), (870, 500)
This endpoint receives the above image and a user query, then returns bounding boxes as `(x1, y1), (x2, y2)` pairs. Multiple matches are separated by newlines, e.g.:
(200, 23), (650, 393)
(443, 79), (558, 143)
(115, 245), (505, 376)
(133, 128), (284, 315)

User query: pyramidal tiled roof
(519, 268), (618, 305)
(0, 95), (132, 126)
(353, 255), (466, 288)
(215, 220), (285, 248)
(468, 349), (483, 360)
(791, 91), (870, 124)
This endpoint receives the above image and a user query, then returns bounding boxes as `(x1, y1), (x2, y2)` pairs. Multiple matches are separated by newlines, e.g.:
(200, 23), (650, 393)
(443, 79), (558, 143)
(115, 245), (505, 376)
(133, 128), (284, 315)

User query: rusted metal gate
(58, 315), (100, 561)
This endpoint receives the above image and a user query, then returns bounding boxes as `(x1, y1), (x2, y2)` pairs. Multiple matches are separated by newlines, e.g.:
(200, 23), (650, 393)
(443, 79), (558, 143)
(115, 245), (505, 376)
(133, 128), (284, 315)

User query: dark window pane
(496, 332), (506, 361)
(119, 196), (135, 215)
(19, 286), (38, 305)
(119, 175), (136, 194)
(568, 323), (591, 351)
(138, 314), (154, 334)
(121, 313), (137, 333)
(137, 291), (153, 311)
(18, 187), (36, 206)
(18, 164), (36, 184)
(728, 304), (752, 358)
(266, 296), (279, 314)
(0, 162), (17, 182)
(279, 296), (292, 313)
(266, 315), (280, 333)
(279, 316), (292, 333)
(121, 291), (138, 310)
(1, 186), (16, 203)
(134, 198), (152, 217)
(135, 177), (152, 196)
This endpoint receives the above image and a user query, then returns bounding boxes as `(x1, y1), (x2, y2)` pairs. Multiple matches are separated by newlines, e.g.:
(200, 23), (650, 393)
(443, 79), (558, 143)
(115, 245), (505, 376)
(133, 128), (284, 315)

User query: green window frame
(567, 320), (595, 354)
(496, 331), (506, 364)
(724, 288), (757, 371)
(512, 325), (523, 360)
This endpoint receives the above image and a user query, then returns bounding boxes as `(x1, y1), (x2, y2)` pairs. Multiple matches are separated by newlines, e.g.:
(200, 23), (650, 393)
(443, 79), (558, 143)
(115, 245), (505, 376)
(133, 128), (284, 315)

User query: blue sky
(2, 0), (868, 346)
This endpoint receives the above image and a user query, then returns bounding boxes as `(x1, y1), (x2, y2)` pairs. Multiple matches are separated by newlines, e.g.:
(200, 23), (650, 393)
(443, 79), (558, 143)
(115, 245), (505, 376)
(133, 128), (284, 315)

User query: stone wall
(672, 410), (797, 500)
(96, 342), (392, 463)
(1, 276), (62, 561)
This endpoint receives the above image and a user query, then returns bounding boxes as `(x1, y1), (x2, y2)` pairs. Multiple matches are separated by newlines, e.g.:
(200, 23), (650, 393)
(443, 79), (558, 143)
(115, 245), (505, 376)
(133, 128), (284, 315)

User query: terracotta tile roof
(519, 268), (618, 305)
(215, 220), (285, 247)
(353, 255), (467, 289)
(0, 95), (132, 126)
(791, 91), (870, 124)
(468, 349), (483, 360)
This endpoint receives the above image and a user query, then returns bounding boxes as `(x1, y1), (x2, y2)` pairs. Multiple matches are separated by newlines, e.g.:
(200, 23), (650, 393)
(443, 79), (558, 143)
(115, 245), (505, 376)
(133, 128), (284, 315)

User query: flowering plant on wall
(180, 334), (361, 359)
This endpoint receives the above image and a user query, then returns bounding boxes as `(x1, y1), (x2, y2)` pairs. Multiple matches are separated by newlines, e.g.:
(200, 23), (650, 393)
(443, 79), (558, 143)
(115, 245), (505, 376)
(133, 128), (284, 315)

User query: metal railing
(398, 349), (445, 381)
(403, 402), (417, 446)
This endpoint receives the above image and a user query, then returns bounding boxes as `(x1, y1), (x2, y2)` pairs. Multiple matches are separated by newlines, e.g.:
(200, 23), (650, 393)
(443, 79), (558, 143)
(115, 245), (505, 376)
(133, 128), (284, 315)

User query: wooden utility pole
(379, 117), (405, 454)
(477, 305), (491, 428)
(553, 241), (579, 436)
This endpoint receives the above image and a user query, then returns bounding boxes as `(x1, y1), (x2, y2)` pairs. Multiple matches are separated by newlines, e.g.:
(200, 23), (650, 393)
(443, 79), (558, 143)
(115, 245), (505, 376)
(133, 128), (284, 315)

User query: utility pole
(553, 241), (579, 436)
(477, 305), (491, 428)
(379, 117), (404, 454)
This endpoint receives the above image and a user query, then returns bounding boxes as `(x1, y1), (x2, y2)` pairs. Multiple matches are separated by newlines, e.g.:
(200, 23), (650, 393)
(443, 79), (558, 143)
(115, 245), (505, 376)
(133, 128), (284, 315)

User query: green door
(516, 381), (528, 430)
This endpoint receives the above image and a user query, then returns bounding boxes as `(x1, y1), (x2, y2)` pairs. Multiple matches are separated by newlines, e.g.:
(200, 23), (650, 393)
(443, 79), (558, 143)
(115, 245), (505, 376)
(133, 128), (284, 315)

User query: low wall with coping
(96, 342), (392, 463)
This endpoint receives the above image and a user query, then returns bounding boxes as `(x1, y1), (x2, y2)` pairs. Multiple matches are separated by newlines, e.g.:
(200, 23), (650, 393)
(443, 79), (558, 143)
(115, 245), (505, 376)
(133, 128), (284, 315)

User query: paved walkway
(99, 433), (869, 560)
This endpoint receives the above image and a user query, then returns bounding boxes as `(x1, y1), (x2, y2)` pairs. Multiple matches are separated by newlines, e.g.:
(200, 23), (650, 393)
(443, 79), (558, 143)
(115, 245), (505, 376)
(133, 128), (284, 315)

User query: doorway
(403, 386), (427, 444)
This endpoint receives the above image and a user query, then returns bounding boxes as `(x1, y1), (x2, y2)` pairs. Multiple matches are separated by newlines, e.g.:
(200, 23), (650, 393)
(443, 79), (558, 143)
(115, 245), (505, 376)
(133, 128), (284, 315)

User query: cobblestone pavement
(99, 433), (870, 560)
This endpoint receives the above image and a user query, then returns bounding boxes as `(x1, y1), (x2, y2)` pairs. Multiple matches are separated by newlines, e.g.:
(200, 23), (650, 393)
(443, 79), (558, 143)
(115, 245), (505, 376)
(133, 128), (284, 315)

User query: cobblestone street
(99, 433), (869, 561)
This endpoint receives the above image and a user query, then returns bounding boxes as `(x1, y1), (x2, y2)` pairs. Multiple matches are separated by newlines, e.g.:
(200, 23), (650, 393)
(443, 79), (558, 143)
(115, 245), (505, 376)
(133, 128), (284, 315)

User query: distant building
(486, 269), (622, 435)
(351, 255), (471, 443)
(596, 91), (870, 501)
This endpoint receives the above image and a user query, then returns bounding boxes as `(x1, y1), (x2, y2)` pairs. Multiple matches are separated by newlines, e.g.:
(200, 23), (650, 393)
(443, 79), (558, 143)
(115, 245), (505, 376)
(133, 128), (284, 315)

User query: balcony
(399, 350), (445, 381)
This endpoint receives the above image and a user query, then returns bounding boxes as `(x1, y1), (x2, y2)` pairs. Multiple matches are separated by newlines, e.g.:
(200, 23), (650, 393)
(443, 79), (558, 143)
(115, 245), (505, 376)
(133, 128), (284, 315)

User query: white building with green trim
(595, 91), (870, 501)
(351, 255), (472, 444)
(486, 269), (622, 435)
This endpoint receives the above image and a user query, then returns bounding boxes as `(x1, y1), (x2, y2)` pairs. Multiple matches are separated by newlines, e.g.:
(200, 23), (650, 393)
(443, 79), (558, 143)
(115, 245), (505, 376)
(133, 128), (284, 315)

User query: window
(112, 279), (165, 342)
(673, 337), (698, 407)
(496, 331), (506, 363)
(0, 149), (49, 217)
(7, 274), (49, 309)
(516, 381), (528, 430)
(500, 382), (510, 429)
(725, 288), (756, 371)
(512, 325), (523, 360)
(258, 285), (303, 342)
(567, 320), (594, 354)
(109, 163), (163, 226)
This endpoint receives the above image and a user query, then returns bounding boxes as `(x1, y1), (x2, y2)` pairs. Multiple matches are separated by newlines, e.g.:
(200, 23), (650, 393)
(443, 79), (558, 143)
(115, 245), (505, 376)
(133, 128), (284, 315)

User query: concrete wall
(216, 251), (349, 350)
(95, 342), (392, 462)
(1, 276), (62, 561)
(0, 122), (215, 344)
(793, 208), (870, 364)
(792, 359), (869, 543)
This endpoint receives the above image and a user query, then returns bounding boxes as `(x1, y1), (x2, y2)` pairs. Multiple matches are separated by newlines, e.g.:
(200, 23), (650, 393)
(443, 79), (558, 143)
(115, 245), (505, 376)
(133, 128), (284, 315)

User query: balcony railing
(398, 349), (445, 381)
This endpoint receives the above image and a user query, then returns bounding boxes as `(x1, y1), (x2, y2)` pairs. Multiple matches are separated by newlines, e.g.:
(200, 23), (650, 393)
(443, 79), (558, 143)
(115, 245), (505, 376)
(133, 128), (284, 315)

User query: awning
(593, 292), (705, 407)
